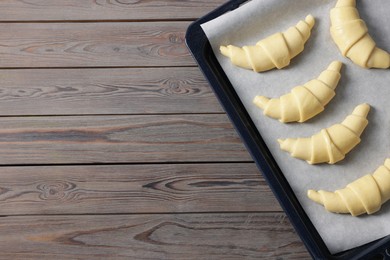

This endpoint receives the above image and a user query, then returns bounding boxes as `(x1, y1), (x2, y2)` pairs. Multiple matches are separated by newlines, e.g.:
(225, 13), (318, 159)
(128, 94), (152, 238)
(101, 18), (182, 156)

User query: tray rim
(185, 0), (390, 259)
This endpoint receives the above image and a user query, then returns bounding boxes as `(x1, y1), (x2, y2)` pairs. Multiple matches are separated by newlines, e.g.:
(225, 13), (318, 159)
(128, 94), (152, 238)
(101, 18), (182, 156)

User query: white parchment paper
(201, 0), (390, 254)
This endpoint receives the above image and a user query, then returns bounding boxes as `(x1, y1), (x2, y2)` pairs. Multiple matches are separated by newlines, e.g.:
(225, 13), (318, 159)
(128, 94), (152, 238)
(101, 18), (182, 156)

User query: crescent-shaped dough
(308, 159), (390, 216)
(253, 61), (342, 123)
(220, 15), (315, 72)
(278, 103), (370, 164)
(330, 0), (390, 69)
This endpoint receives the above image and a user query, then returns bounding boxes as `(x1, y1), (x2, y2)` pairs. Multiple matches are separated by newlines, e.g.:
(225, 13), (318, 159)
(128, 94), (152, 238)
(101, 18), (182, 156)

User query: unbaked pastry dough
(308, 159), (390, 216)
(278, 103), (370, 164)
(253, 61), (342, 123)
(330, 0), (390, 69)
(220, 15), (315, 72)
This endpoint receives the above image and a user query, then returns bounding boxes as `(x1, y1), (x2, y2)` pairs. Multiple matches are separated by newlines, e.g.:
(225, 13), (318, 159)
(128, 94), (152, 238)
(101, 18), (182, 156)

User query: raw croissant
(330, 0), (390, 69)
(220, 15), (315, 72)
(308, 159), (390, 216)
(278, 103), (370, 164)
(253, 61), (342, 123)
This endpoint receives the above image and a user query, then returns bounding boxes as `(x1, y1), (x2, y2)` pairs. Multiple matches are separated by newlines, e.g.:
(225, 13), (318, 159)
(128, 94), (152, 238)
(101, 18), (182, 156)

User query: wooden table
(0, 1), (311, 258)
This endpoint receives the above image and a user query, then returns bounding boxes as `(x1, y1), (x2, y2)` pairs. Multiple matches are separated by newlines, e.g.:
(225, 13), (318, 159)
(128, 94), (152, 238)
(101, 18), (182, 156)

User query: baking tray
(185, 0), (390, 259)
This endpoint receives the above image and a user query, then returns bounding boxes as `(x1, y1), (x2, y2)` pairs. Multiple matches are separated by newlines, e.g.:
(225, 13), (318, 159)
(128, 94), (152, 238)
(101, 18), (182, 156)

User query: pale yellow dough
(278, 103), (370, 164)
(220, 15), (315, 72)
(308, 159), (390, 216)
(330, 0), (390, 69)
(253, 61), (342, 123)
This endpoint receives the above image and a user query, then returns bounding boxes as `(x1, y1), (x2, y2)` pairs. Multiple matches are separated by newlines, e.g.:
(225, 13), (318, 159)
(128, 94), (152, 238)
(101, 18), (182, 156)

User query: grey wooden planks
(0, 0), (227, 21)
(0, 68), (223, 115)
(0, 163), (280, 215)
(0, 0), (310, 258)
(0, 213), (310, 259)
(0, 22), (194, 67)
(0, 114), (251, 165)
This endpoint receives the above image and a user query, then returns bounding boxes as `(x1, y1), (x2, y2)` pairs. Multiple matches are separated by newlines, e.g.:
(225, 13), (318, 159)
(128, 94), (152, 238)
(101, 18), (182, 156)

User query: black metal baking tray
(185, 0), (390, 259)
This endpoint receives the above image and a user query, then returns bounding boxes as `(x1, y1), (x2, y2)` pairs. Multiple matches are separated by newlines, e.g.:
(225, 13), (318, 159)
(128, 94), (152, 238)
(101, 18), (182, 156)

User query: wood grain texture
(0, 213), (310, 259)
(0, 114), (251, 165)
(0, 163), (278, 215)
(0, 22), (193, 68)
(0, 68), (223, 115)
(0, 0), (312, 258)
(0, 0), (227, 21)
